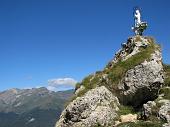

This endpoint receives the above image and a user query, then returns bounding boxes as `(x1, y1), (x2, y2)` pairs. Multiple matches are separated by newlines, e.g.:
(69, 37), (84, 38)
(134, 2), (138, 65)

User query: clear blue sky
(0, 0), (169, 91)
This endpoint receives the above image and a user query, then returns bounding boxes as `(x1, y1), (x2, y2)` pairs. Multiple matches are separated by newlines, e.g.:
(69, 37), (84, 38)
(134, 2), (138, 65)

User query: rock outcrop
(56, 86), (119, 127)
(111, 36), (149, 64)
(107, 36), (164, 107)
(142, 87), (170, 127)
(118, 49), (164, 106)
(159, 101), (170, 127)
(142, 101), (156, 119)
(56, 36), (167, 127)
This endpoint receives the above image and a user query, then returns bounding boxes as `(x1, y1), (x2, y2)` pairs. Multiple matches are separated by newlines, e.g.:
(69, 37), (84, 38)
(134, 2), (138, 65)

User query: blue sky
(0, 0), (169, 91)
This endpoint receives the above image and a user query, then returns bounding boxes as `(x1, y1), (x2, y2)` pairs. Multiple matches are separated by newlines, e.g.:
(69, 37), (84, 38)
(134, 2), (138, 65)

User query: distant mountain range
(0, 87), (74, 127)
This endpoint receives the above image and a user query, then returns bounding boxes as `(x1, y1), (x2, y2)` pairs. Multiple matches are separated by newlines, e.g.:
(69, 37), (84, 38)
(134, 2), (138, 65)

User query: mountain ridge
(0, 87), (74, 127)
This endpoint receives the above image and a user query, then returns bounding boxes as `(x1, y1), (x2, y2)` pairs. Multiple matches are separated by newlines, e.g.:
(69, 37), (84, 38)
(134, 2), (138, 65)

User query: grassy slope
(157, 64), (170, 101)
(75, 37), (158, 97)
(164, 64), (170, 87)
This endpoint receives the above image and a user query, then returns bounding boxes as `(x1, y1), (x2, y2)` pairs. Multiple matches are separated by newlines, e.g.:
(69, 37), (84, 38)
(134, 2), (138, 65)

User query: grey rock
(56, 86), (119, 127)
(142, 101), (156, 119)
(141, 87), (170, 126)
(117, 49), (164, 107)
(111, 36), (149, 64)
(75, 85), (85, 96)
(159, 101), (170, 125)
(162, 123), (170, 127)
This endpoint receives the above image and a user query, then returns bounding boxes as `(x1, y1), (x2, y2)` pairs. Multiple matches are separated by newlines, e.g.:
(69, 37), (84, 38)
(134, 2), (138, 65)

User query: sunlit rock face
(118, 49), (164, 107)
(110, 36), (151, 64)
(107, 36), (164, 107)
(55, 86), (119, 127)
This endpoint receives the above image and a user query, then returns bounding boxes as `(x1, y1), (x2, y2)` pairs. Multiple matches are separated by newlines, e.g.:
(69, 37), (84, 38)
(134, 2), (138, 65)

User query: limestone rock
(111, 36), (149, 65)
(141, 87), (170, 126)
(120, 114), (137, 123)
(159, 101), (170, 126)
(117, 49), (164, 107)
(142, 99), (170, 127)
(142, 101), (156, 119)
(55, 86), (119, 127)
(55, 36), (166, 127)
(74, 85), (85, 96)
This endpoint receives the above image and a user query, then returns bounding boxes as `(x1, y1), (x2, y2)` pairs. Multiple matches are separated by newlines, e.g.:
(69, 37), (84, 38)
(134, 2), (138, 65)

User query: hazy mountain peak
(0, 87), (74, 127)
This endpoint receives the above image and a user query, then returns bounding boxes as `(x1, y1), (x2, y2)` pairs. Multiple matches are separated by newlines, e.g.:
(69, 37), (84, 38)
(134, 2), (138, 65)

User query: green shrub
(75, 82), (81, 90)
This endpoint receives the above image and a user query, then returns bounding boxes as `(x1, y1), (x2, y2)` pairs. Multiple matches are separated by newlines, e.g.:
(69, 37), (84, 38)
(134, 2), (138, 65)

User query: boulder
(117, 49), (164, 107)
(120, 114), (137, 123)
(55, 86), (119, 127)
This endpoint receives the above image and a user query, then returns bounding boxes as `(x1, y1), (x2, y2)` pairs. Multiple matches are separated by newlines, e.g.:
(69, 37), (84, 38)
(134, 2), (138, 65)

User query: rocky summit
(55, 35), (170, 127)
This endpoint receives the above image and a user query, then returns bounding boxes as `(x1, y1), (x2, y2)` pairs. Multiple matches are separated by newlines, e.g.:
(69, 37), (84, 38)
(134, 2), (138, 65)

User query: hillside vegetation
(164, 64), (170, 86)
(75, 37), (158, 97)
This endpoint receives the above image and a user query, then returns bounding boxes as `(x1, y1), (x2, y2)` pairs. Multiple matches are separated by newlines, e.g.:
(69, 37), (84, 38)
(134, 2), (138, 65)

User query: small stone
(120, 114), (137, 123)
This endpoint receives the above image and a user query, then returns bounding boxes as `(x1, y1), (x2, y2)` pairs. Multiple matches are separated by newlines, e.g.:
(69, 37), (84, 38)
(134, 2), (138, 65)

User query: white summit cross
(132, 7), (148, 36)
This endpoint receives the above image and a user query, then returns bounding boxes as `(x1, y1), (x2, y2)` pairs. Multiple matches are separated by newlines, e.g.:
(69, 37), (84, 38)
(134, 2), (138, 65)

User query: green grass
(164, 64), (170, 86)
(114, 105), (137, 122)
(74, 72), (104, 98)
(159, 87), (170, 100)
(76, 75), (99, 94)
(118, 105), (135, 115)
